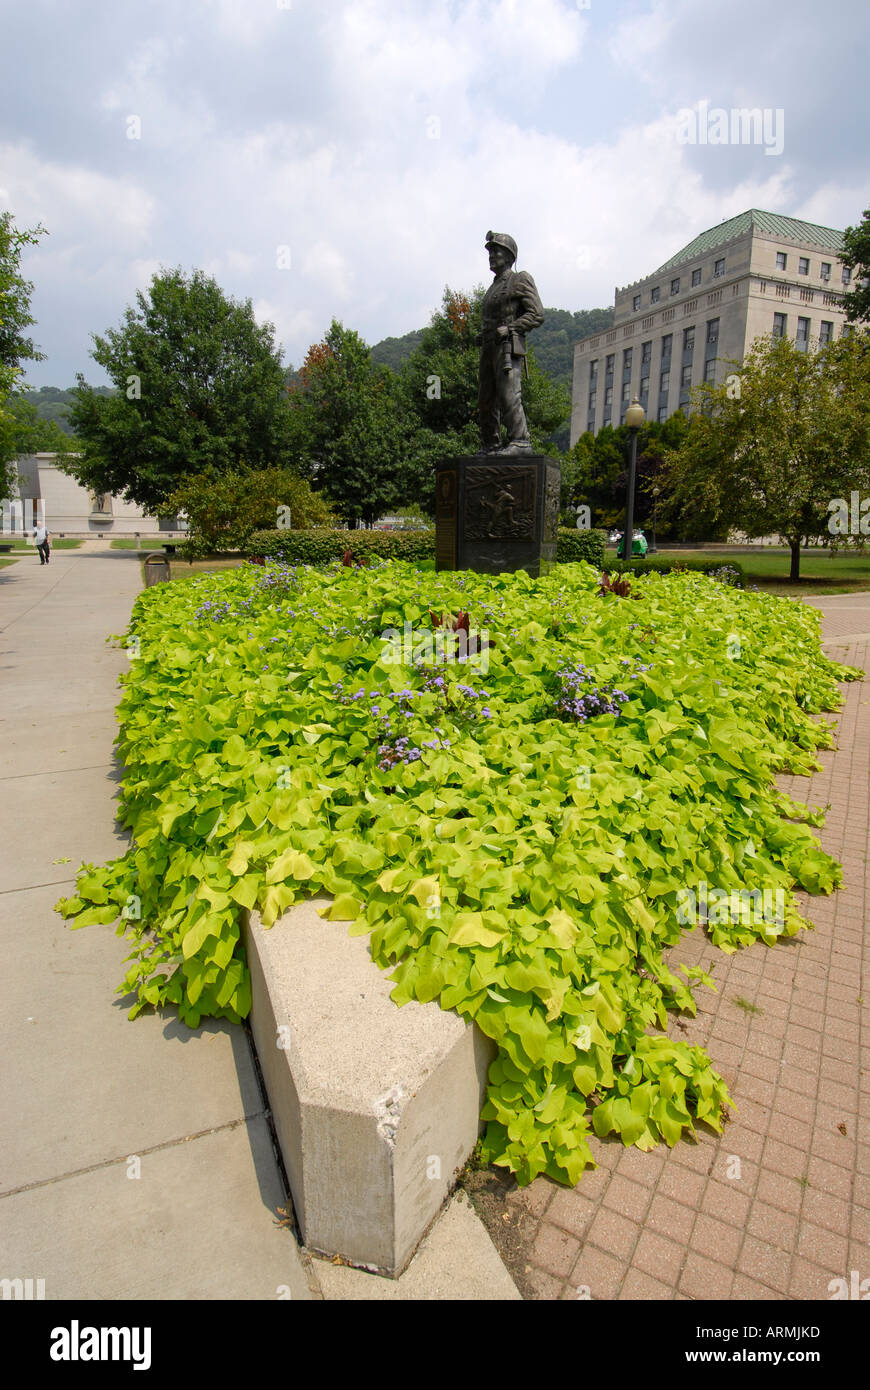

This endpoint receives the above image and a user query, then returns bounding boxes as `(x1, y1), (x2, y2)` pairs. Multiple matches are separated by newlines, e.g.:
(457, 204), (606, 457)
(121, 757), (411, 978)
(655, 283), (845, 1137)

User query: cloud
(3, 0), (867, 388)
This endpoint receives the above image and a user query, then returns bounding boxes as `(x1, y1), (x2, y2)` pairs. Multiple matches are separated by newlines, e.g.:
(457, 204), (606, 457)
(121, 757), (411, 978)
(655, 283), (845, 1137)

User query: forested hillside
(372, 305), (613, 391)
(21, 385), (114, 436)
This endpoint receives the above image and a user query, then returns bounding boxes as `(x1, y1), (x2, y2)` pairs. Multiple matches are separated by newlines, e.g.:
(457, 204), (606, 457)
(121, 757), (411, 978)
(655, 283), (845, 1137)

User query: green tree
(565, 415), (706, 536)
(67, 267), (295, 513)
(288, 320), (409, 527)
(0, 211), (47, 499)
(167, 467), (334, 558)
(662, 333), (870, 581)
(841, 207), (870, 325)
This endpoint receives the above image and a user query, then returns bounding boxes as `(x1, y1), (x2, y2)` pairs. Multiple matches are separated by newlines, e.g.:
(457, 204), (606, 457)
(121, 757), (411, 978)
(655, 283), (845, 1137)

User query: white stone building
(570, 209), (851, 444)
(3, 454), (184, 537)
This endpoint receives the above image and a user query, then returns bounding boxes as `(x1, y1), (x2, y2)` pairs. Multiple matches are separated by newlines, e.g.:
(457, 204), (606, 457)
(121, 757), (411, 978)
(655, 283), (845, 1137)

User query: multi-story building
(570, 209), (850, 444)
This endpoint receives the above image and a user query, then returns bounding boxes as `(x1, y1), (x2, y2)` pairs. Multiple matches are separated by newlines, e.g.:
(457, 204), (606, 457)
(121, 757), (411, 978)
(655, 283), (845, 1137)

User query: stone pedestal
(435, 454), (560, 577)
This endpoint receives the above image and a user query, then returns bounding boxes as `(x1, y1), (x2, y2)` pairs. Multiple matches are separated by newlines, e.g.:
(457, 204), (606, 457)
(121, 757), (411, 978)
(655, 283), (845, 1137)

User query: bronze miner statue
(476, 231), (545, 455)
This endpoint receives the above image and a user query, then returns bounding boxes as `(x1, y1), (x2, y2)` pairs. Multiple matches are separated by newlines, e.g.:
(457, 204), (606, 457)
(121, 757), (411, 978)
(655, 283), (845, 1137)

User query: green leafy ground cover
(57, 558), (860, 1186)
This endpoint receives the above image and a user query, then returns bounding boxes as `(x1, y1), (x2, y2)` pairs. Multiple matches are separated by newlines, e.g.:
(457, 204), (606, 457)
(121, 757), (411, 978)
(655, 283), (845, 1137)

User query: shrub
(169, 468), (334, 559)
(245, 527), (435, 566)
(608, 555), (746, 585)
(556, 528), (607, 567)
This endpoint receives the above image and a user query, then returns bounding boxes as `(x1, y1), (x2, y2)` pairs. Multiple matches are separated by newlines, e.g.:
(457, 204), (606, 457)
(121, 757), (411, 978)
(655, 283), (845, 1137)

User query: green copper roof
(653, 209), (844, 273)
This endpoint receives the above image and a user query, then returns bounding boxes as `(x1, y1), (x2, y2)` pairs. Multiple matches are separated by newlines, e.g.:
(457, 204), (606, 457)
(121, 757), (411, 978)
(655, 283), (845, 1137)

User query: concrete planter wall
(243, 898), (495, 1276)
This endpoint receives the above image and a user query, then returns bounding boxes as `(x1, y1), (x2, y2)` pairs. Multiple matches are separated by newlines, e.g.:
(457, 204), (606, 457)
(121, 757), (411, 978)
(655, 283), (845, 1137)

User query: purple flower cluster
(417, 667), (492, 722)
(555, 665), (630, 722)
(194, 598), (234, 623)
(376, 733), (450, 771)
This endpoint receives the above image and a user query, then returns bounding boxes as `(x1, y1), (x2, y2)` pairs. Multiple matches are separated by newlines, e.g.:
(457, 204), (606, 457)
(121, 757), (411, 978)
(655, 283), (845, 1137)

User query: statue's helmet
(485, 231), (518, 263)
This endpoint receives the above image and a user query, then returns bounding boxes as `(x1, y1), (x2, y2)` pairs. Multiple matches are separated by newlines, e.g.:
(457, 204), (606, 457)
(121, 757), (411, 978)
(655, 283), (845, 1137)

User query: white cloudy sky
(2, 0), (868, 386)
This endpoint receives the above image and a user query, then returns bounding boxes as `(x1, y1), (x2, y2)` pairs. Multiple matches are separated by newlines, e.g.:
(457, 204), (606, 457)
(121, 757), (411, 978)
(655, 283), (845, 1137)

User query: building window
(798, 257), (809, 276)
(706, 318), (719, 347)
(796, 316), (810, 350)
(842, 266), (852, 285)
(588, 390), (597, 411)
(641, 340), (652, 366)
(681, 364), (692, 389)
(704, 359), (716, 382)
(650, 286), (660, 303)
(660, 333), (672, 362)
(604, 385), (613, 406)
(622, 381), (630, 402)
(842, 324), (854, 338)
(670, 277), (680, 296)
(658, 405), (668, 423)
(640, 376), (649, 401)
(660, 370), (670, 394)
(691, 268), (701, 287)
(713, 258), (726, 278)
(772, 312), (787, 339)
(683, 326), (695, 353)
(605, 354), (614, 375)
(623, 348), (633, 372)
(820, 262), (831, 282)
(589, 359), (598, 383)
(819, 320), (833, 346)
(776, 252), (787, 271)
(632, 294), (641, 311)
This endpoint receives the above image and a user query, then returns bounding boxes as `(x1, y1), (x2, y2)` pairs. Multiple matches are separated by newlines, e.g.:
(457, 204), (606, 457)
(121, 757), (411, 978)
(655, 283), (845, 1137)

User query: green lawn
(0, 556), (20, 568)
(639, 548), (870, 595)
(0, 536), (83, 550)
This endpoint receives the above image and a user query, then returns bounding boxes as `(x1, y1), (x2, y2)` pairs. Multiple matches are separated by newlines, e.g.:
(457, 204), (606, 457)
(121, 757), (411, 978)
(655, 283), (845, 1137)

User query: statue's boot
(496, 440), (533, 455)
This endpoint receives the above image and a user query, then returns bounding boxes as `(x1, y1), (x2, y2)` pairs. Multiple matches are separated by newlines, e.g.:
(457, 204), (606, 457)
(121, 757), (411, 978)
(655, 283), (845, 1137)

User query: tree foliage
(67, 267), (295, 513)
(841, 207), (870, 325)
(287, 320), (410, 527)
(564, 413), (723, 539)
(167, 467), (334, 558)
(661, 333), (870, 579)
(0, 211), (47, 499)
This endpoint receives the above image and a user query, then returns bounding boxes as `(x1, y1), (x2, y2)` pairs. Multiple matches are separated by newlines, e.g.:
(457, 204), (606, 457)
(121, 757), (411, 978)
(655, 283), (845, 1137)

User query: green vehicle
(615, 530), (648, 559)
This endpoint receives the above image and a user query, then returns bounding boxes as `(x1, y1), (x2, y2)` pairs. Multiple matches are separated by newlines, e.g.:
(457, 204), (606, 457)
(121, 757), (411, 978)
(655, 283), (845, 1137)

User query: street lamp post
(649, 485), (659, 554)
(622, 398), (645, 561)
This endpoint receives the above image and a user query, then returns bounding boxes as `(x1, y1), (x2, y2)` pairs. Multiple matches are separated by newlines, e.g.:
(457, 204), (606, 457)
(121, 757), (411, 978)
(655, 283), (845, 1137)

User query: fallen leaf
(837, 1122), (847, 1137)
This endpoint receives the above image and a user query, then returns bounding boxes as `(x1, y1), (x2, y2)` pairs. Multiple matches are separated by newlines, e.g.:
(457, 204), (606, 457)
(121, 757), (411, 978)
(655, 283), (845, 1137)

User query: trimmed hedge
(248, 525), (609, 571)
(244, 528), (435, 566)
(556, 528), (607, 567)
(607, 556), (746, 585)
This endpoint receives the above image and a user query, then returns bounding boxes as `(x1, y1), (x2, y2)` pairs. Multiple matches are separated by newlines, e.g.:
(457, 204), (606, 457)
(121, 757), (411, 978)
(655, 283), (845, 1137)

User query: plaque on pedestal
(435, 455), (560, 578)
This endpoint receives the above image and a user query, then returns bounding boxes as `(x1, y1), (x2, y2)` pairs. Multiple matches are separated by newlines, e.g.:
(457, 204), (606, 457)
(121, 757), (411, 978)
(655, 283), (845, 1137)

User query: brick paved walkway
(508, 598), (869, 1300)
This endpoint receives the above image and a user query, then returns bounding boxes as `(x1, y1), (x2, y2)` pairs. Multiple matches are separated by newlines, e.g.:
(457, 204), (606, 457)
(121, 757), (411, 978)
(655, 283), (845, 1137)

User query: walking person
(33, 520), (51, 565)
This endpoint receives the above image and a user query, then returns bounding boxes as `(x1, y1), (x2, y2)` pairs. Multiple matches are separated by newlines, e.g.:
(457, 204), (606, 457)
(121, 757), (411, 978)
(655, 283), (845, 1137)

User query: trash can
(144, 553), (171, 586)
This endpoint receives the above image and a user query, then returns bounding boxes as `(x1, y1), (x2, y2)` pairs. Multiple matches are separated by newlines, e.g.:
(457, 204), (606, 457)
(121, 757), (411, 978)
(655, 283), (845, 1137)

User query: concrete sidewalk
(0, 548), (517, 1302)
(0, 547), (317, 1300)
